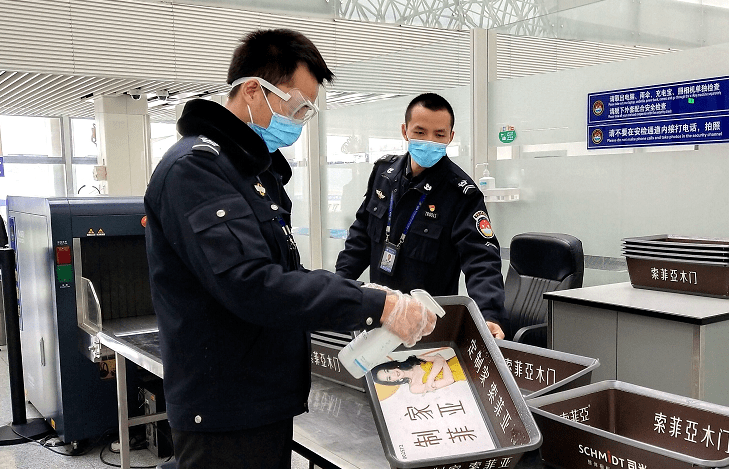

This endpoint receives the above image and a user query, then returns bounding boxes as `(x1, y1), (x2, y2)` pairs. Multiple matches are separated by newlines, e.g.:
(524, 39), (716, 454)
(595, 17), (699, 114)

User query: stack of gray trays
(621, 234), (729, 297)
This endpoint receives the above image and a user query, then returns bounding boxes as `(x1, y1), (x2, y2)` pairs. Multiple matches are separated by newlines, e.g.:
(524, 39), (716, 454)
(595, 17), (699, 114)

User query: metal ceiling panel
(0, 0), (669, 121)
(0, 0), (471, 119)
(0, 0), (75, 74)
(169, 2), (258, 82)
(69, 0), (177, 78)
(495, 33), (674, 80)
(0, 70), (227, 120)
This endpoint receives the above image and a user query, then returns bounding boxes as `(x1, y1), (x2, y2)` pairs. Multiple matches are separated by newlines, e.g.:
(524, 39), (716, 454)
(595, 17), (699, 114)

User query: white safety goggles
(230, 76), (319, 125)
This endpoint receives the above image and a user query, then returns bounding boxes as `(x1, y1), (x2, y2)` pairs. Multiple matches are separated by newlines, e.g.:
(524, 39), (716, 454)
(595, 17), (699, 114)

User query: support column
(471, 28), (492, 172)
(93, 95), (151, 196)
(49, 118), (67, 196)
(60, 116), (74, 196)
(308, 87), (325, 270)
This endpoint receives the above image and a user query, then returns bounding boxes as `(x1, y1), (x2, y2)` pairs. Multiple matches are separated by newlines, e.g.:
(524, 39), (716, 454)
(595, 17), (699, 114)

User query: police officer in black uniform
(144, 29), (436, 469)
(336, 93), (507, 339)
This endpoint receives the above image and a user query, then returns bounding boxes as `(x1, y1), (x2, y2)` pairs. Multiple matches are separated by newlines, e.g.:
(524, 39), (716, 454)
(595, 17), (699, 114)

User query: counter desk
(546, 282), (729, 407)
(95, 326), (547, 469)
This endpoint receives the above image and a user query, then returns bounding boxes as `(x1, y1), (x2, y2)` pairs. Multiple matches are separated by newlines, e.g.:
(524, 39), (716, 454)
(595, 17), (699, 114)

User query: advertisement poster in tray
(363, 295), (542, 469)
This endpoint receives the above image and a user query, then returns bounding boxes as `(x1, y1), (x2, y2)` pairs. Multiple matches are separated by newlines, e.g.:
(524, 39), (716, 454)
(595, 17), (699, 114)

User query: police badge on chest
(424, 204), (438, 219)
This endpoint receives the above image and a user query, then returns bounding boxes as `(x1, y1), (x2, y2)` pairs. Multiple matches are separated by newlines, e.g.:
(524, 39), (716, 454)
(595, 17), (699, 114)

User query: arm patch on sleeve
(473, 210), (495, 238)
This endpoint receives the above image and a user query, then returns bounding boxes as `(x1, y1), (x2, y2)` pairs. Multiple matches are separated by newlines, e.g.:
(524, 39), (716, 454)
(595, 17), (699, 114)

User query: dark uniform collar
(404, 156), (415, 179)
(396, 153), (450, 194)
(176, 99), (292, 184)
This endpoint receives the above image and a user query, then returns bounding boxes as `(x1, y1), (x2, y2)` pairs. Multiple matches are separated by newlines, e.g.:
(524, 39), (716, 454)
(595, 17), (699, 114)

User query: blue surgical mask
(247, 92), (304, 153)
(408, 139), (448, 168)
(249, 112), (303, 153)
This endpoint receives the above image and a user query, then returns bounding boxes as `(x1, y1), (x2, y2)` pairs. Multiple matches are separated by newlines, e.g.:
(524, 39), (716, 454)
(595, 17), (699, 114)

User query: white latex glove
(379, 289), (437, 347)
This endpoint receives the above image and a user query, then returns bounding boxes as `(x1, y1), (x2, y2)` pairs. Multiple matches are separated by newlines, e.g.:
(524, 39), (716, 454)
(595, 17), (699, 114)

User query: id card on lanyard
(378, 191), (427, 275)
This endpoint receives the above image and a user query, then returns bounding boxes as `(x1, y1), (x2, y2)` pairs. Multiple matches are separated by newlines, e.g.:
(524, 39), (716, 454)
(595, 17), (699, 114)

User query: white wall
(485, 42), (729, 286)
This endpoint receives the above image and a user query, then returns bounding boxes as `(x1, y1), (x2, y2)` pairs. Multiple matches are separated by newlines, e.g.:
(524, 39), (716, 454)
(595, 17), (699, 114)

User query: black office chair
(504, 232), (584, 347)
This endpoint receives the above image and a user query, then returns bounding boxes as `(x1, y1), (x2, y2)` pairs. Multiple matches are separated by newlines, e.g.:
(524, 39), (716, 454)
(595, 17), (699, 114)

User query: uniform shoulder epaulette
(451, 174), (479, 196)
(191, 135), (220, 156)
(375, 154), (399, 165)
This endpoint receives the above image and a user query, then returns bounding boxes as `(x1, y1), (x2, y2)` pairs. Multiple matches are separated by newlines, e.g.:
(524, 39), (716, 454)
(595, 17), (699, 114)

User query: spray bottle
(338, 289), (446, 379)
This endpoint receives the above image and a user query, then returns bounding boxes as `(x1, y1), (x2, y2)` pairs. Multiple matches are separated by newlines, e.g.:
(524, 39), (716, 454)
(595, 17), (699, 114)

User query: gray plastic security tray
(528, 380), (729, 469)
(363, 295), (542, 469)
(495, 339), (599, 399)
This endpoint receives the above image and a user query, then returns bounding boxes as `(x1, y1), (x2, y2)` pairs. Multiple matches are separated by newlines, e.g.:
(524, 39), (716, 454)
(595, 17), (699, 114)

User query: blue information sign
(0, 157), (3, 177)
(588, 76), (729, 149)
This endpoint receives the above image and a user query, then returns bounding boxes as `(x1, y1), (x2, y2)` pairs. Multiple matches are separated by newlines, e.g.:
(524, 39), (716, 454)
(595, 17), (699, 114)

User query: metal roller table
(95, 323), (547, 469)
(95, 316), (166, 469)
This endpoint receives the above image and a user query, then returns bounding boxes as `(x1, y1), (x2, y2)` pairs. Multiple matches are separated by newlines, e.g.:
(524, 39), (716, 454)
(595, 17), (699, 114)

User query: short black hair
(405, 93), (455, 130)
(227, 29), (334, 98)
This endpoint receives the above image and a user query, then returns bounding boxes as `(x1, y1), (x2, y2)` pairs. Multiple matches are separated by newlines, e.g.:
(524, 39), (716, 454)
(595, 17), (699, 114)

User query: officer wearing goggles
(144, 29), (437, 469)
(229, 76), (319, 152)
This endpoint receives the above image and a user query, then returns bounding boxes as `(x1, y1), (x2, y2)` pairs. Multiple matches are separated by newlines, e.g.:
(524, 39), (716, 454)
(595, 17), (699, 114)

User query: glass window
(73, 165), (101, 196)
(0, 116), (61, 157)
(323, 96), (406, 274)
(151, 122), (177, 171)
(369, 137), (405, 161)
(71, 118), (99, 159)
(0, 161), (67, 221)
(281, 133), (311, 269)
(1, 163), (66, 198)
(71, 118), (101, 195)
(0, 116), (66, 220)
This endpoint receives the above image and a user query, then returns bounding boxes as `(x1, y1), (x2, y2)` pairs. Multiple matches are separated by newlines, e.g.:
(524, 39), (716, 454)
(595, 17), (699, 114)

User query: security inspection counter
(546, 282), (729, 407)
(96, 325), (548, 469)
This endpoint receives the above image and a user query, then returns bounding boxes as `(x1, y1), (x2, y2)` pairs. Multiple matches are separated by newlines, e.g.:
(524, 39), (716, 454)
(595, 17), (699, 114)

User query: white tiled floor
(0, 348), (311, 468)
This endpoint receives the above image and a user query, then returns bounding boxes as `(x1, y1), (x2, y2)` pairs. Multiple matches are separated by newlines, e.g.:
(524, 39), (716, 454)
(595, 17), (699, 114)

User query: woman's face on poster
(377, 367), (405, 383)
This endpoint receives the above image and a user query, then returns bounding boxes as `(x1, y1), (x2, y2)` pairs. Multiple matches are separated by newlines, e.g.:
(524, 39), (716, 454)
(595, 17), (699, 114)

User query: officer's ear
(401, 123), (408, 141)
(448, 130), (455, 144)
(239, 80), (262, 106)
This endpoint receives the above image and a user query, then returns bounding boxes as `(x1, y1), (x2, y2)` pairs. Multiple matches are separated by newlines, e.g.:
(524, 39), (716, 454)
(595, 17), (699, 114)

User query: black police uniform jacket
(144, 100), (386, 432)
(336, 154), (506, 324)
